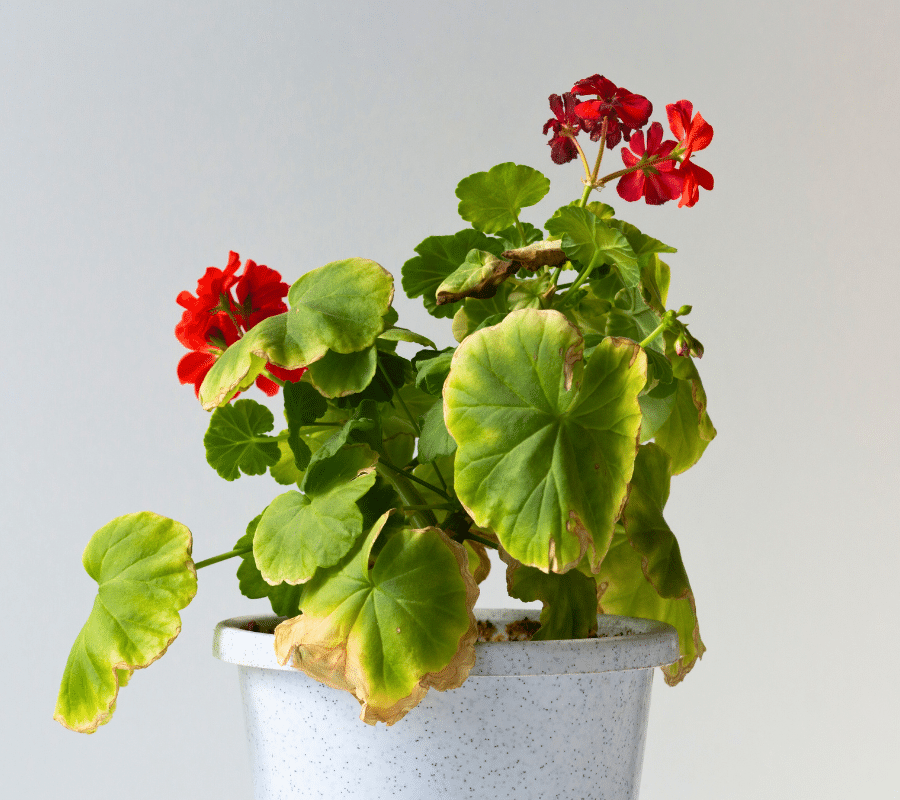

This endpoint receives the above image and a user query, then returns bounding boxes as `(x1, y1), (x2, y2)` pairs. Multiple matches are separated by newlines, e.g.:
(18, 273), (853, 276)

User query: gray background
(3, 1), (898, 797)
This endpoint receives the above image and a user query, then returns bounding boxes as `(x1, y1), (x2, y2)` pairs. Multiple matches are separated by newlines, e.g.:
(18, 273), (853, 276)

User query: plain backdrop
(3, 1), (898, 798)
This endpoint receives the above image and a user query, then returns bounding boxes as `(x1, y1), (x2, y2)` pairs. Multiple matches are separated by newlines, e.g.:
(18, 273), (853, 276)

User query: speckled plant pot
(213, 609), (678, 800)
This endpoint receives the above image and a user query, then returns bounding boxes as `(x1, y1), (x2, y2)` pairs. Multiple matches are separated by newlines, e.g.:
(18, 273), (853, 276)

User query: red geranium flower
(666, 100), (713, 160)
(571, 75), (652, 149)
(175, 252), (306, 398)
(616, 122), (683, 205)
(542, 92), (582, 164)
(666, 100), (714, 207)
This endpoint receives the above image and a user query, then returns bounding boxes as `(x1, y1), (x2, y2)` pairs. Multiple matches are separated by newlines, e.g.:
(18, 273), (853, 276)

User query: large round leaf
(275, 512), (478, 725)
(444, 309), (645, 574)
(54, 513), (197, 733)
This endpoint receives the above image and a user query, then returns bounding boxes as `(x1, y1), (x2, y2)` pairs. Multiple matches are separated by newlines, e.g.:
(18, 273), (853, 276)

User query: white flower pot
(213, 609), (678, 800)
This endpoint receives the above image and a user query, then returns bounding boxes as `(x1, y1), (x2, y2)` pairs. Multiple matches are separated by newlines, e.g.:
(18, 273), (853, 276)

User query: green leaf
(450, 283), (512, 343)
(456, 163), (550, 234)
(55, 513), (197, 733)
(274, 513), (479, 725)
(413, 347), (455, 396)
(653, 355), (716, 474)
(235, 515), (304, 617)
(597, 525), (705, 685)
(640, 253), (671, 313)
(444, 309), (646, 573)
(334, 350), (414, 409)
(402, 230), (505, 319)
(199, 259), (393, 409)
(584, 201), (616, 220)
(411, 456), (455, 524)
(495, 221), (543, 250)
(306, 346), (378, 398)
(254, 444), (379, 585)
(436, 249), (517, 306)
(283, 380), (328, 472)
(377, 327), (437, 349)
(417, 400), (457, 463)
(502, 550), (598, 640)
(607, 286), (664, 352)
(545, 206), (640, 288)
(606, 219), (676, 256)
(508, 273), (553, 311)
(204, 399), (281, 481)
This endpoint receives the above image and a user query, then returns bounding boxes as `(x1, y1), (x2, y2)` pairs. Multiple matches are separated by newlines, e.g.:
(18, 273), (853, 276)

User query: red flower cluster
(175, 252), (306, 397)
(542, 76), (714, 207)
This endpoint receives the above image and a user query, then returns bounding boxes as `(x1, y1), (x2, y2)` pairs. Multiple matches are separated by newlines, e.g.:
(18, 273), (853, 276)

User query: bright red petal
(255, 374), (280, 396)
(177, 350), (216, 396)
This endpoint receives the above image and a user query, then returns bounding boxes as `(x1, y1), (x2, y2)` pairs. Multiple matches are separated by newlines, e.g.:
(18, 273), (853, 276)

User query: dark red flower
(542, 92), (582, 164)
(571, 75), (652, 149)
(616, 123), (683, 205)
(175, 253), (306, 398)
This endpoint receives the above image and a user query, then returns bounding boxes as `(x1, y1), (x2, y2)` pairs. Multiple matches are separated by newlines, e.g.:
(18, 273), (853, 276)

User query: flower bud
(676, 304), (692, 317)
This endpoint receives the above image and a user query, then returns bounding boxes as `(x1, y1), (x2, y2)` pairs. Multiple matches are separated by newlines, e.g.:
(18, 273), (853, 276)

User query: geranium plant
(55, 74), (715, 732)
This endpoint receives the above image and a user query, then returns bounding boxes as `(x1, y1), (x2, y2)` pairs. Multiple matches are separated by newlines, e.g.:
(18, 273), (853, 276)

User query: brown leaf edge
(54, 538), (197, 734)
(274, 518), (479, 726)
(435, 257), (518, 305)
(501, 239), (567, 270)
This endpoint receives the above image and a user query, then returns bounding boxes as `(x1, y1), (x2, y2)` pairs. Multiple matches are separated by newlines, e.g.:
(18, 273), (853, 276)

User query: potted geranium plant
(55, 73), (715, 799)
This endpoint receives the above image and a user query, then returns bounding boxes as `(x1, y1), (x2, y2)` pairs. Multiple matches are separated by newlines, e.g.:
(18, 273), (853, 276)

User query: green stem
(577, 183), (592, 207)
(639, 313), (674, 349)
(377, 361), (449, 492)
(555, 260), (596, 310)
(375, 464), (436, 528)
(514, 216), (527, 247)
(462, 532), (499, 550)
(194, 545), (252, 570)
(589, 117), (610, 183)
(379, 458), (453, 500)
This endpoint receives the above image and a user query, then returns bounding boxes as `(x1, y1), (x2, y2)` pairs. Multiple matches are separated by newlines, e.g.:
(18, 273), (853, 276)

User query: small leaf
(254, 444), (379, 585)
(377, 327), (437, 349)
(402, 230), (505, 319)
(306, 347), (378, 398)
(607, 286), (664, 352)
(413, 347), (455, 396)
(417, 401), (457, 463)
(501, 549), (597, 640)
(274, 513), (479, 725)
(333, 350), (414, 408)
(436, 249), (517, 305)
(204, 399), (281, 481)
(606, 218), (676, 256)
(545, 206), (640, 288)
(495, 221), (543, 250)
(55, 513), (197, 733)
(456, 163), (551, 234)
(640, 253), (671, 313)
(235, 515), (304, 617)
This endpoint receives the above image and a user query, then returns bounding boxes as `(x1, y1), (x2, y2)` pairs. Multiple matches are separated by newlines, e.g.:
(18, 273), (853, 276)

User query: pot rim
(212, 609), (678, 676)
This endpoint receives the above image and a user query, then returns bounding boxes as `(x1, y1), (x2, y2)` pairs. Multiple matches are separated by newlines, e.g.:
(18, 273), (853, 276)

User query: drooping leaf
(417, 400), (457, 463)
(235, 514), (304, 617)
(444, 309), (645, 574)
(204, 399), (281, 481)
(545, 205), (640, 288)
(254, 444), (379, 585)
(55, 513), (197, 733)
(501, 239), (567, 271)
(652, 354), (716, 474)
(306, 346), (378, 398)
(501, 549), (597, 640)
(597, 524), (705, 685)
(456, 162), (550, 234)
(274, 513), (479, 725)
(401, 230), (505, 319)
(640, 253), (672, 313)
(377, 327), (437, 349)
(436, 249), (517, 306)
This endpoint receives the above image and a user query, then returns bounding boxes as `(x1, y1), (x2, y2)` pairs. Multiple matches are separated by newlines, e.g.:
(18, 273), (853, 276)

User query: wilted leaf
(436, 249), (517, 305)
